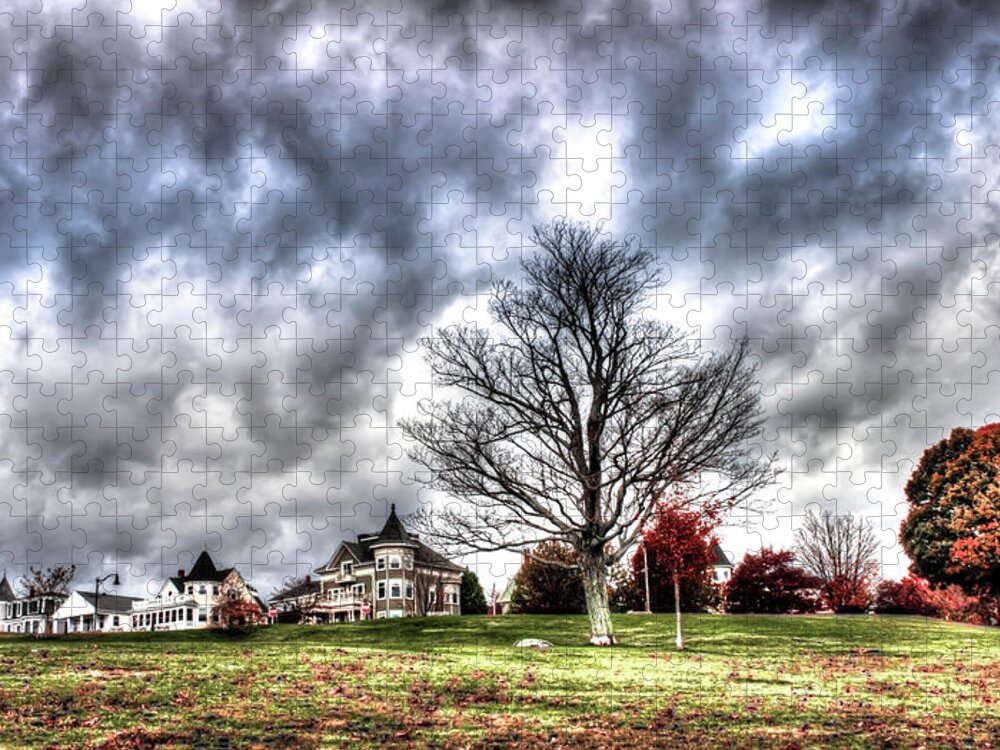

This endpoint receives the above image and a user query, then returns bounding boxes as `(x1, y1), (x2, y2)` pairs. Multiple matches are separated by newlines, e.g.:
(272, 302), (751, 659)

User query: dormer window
(341, 562), (353, 576)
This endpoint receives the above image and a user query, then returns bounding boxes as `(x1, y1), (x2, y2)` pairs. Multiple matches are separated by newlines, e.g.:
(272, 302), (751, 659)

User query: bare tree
(19, 565), (76, 635)
(414, 570), (445, 616)
(401, 220), (776, 644)
(794, 509), (880, 612)
(20, 565), (76, 597)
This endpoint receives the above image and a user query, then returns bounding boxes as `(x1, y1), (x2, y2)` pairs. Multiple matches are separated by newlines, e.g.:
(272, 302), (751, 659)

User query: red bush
(873, 575), (938, 616)
(724, 548), (822, 614)
(927, 584), (996, 626)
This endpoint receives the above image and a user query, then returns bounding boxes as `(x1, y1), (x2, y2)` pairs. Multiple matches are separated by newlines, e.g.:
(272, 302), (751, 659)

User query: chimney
(177, 569), (185, 578)
(305, 575), (311, 583)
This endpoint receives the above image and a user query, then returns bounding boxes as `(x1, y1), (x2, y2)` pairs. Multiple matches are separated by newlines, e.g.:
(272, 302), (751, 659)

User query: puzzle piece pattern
(0, 0), (996, 595)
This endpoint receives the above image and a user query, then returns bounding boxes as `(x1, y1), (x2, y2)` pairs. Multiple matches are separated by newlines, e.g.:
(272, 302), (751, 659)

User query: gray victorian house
(274, 505), (464, 622)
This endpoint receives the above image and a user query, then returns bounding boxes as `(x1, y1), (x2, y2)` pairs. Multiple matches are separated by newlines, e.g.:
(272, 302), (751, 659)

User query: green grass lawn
(1, 614), (998, 749)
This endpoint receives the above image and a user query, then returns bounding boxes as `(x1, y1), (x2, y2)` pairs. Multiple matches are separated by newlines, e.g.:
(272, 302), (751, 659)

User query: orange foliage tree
(900, 424), (1000, 621)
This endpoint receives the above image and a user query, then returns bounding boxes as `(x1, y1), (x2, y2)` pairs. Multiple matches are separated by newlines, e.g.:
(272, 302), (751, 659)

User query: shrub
(874, 575), (938, 616)
(927, 584), (996, 626)
(724, 548), (822, 614)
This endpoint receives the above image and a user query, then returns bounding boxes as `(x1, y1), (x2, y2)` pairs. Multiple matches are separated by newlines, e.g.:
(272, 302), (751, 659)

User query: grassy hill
(1, 614), (998, 749)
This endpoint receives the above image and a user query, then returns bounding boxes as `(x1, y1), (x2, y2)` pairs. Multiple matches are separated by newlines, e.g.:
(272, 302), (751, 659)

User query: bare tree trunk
(674, 573), (683, 650)
(580, 550), (616, 645)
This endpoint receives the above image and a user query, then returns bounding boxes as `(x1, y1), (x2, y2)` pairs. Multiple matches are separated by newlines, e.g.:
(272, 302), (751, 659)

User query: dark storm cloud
(0, 0), (997, 593)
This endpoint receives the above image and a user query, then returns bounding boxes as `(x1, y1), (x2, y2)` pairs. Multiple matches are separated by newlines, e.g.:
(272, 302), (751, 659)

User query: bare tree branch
(400, 219), (778, 643)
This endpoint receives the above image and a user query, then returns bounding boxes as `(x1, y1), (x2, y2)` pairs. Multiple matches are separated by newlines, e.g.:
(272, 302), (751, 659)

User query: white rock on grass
(514, 638), (552, 651)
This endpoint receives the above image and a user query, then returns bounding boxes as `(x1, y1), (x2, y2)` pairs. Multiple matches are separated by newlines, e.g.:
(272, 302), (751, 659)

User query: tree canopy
(402, 219), (776, 644)
(900, 424), (1000, 609)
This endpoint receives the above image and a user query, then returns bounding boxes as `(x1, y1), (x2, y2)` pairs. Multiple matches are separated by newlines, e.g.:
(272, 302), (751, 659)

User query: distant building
(289, 504), (463, 622)
(269, 576), (323, 622)
(497, 576), (518, 615)
(711, 544), (734, 584)
(0, 573), (69, 635)
(0, 574), (17, 633)
(53, 591), (141, 634)
(130, 550), (265, 631)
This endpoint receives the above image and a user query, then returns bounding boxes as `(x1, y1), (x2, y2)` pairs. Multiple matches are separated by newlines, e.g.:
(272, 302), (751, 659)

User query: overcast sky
(0, 0), (998, 597)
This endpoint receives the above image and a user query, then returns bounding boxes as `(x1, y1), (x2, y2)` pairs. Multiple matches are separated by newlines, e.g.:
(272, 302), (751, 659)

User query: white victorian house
(0, 574), (16, 633)
(130, 550), (265, 631)
(53, 591), (141, 634)
(272, 505), (464, 622)
(0, 575), (68, 635)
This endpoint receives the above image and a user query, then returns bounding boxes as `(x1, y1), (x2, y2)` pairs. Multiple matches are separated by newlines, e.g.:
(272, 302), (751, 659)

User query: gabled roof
(712, 544), (734, 568)
(0, 575), (15, 602)
(78, 591), (142, 614)
(186, 550), (231, 582)
(316, 506), (463, 574)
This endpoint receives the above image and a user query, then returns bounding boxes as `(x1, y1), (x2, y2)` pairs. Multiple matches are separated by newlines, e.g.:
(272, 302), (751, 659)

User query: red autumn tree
(632, 502), (718, 648)
(213, 581), (265, 632)
(873, 575), (938, 616)
(724, 548), (822, 614)
(900, 423), (1000, 619)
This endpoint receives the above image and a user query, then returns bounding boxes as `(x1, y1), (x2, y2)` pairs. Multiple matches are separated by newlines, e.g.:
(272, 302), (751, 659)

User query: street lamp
(94, 572), (120, 632)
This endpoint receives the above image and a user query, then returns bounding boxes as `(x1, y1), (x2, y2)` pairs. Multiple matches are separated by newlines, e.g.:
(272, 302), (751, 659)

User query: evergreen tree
(459, 570), (488, 615)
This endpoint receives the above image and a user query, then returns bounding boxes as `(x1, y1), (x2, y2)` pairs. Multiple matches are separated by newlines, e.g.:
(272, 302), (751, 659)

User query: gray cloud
(0, 0), (997, 594)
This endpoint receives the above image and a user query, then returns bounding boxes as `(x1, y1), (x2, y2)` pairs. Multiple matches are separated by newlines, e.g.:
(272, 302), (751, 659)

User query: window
(187, 585), (193, 594)
(213, 586), (219, 596)
(198, 611), (207, 622)
(198, 585), (206, 595)
(389, 555), (401, 570)
(341, 561), (353, 576)
(405, 556), (413, 570)
(405, 583), (413, 600)
(112, 616), (119, 627)
(376, 611), (387, 619)
(389, 581), (401, 598)
(428, 589), (437, 605)
(352, 584), (364, 597)
(376, 557), (386, 571)
(377, 581), (386, 600)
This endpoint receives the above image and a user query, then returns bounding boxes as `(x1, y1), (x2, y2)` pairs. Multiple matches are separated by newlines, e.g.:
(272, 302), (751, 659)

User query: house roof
(186, 550), (233, 582)
(712, 544), (733, 568)
(371, 504), (414, 546)
(269, 578), (321, 603)
(318, 506), (463, 574)
(78, 591), (142, 614)
(0, 575), (15, 602)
